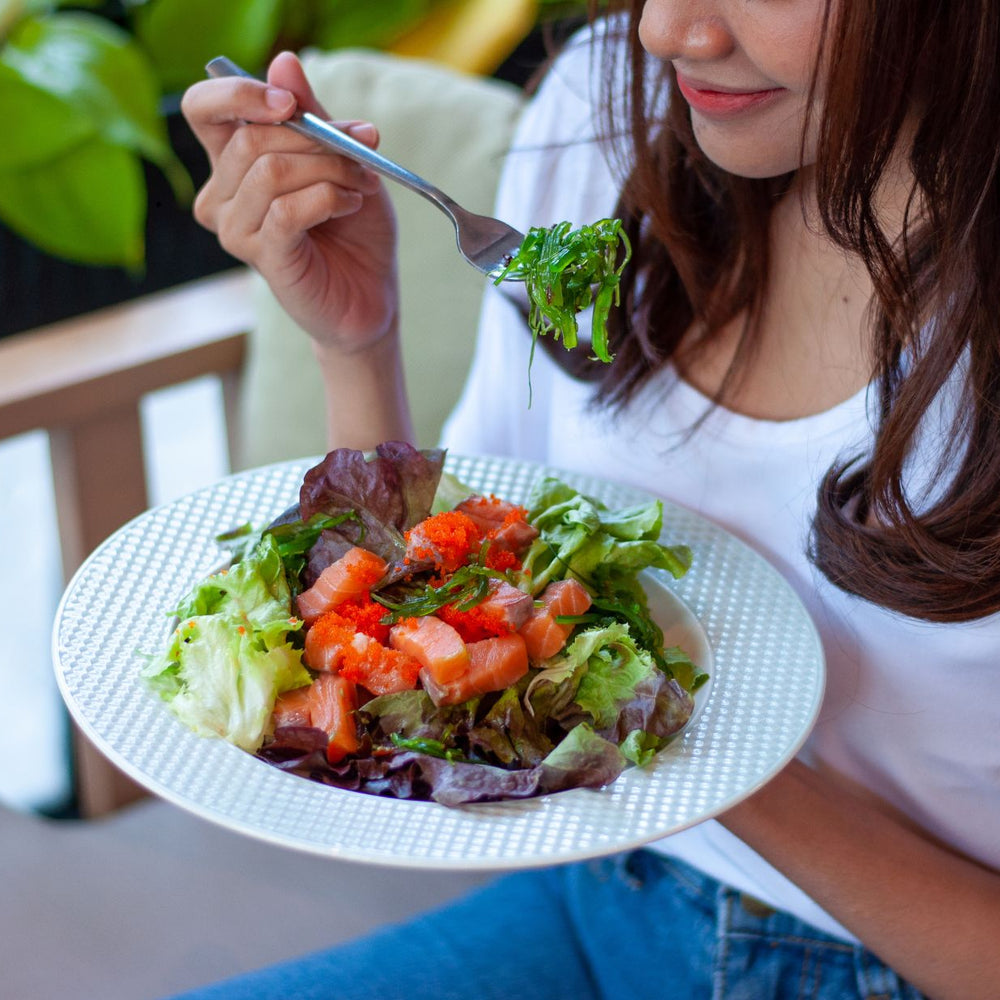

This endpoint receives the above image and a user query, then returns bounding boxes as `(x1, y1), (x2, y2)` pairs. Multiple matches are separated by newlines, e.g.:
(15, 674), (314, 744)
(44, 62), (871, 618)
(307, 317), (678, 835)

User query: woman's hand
(180, 51), (399, 353)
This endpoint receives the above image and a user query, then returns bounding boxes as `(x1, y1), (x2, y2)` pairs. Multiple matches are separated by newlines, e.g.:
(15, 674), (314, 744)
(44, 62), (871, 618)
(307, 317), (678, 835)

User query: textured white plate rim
(53, 453), (825, 871)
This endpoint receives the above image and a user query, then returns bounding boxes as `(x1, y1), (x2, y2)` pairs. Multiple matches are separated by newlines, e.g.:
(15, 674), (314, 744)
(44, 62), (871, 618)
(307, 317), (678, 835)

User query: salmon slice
(338, 642), (422, 697)
(456, 495), (539, 554)
(478, 578), (534, 630)
(389, 615), (469, 684)
(437, 578), (535, 642)
(303, 611), (359, 672)
(271, 674), (360, 763)
(308, 673), (361, 764)
(271, 684), (314, 729)
(296, 547), (387, 624)
(421, 633), (530, 707)
(519, 578), (592, 662)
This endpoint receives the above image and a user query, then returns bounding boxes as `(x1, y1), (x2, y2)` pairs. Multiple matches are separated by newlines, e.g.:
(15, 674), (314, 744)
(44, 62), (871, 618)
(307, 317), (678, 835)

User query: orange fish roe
(333, 595), (391, 644)
(346, 549), (389, 588)
(483, 546), (521, 573)
(405, 510), (482, 572)
(304, 611), (359, 670)
(497, 505), (530, 530)
(438, 602), (514, 643)
(304, 609), (421, 695)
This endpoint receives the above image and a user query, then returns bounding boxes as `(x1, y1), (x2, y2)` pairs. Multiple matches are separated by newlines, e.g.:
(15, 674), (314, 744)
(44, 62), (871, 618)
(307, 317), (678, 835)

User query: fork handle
(205, 57), (462, 221)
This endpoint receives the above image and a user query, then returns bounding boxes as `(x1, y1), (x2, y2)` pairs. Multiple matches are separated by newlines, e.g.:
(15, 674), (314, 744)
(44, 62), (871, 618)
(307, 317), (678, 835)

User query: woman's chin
(690, 120), (814, 180)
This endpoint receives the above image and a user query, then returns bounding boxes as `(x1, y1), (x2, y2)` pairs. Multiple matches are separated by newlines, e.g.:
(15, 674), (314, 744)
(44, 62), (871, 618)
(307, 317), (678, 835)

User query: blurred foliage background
(0, 0), (589, 281)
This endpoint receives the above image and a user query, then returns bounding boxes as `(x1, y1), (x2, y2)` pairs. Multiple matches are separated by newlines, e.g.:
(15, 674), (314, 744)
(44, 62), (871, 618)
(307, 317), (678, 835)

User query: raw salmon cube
(519, 578), (592, 662)
(389, 615), (469, 684)
(421, 633), (530, 707)
(308, 673), (360, 764)
(295, 547), (387, 624)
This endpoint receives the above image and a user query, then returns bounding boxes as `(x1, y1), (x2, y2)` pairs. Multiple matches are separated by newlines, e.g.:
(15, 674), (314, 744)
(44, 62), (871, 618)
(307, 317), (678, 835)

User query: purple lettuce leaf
(294, 443), (445, 585)
(466, 687), (555, 767)
(606, 673), (693, 743)
(358, 689), (481, 743)
(257, 720), (627, 806)
(299, 442), (444, 526)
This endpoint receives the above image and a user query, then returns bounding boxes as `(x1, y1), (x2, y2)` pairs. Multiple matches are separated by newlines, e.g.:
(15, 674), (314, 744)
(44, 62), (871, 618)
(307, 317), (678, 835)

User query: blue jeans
(170, 851), (925, 999)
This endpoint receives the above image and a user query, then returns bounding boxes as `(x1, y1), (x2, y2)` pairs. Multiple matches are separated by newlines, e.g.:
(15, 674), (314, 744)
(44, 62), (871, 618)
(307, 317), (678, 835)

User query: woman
(177, 1), (999, 997)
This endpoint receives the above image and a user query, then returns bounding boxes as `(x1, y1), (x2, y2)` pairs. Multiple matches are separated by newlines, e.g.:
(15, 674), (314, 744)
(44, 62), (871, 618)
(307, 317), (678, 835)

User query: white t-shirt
(441, 26), (1000, 941)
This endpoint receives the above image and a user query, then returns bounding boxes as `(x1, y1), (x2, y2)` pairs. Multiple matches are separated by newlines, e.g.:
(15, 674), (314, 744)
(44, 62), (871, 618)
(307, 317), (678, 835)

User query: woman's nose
(638, 1), (736, 62)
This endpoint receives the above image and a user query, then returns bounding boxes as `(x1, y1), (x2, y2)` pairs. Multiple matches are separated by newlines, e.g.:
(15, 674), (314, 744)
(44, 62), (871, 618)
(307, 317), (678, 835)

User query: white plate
(53, 453), (824, 870)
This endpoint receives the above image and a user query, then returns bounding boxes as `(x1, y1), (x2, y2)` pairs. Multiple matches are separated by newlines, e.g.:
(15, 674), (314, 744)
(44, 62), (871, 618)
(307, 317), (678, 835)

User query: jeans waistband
(599, 850), (926, 1000)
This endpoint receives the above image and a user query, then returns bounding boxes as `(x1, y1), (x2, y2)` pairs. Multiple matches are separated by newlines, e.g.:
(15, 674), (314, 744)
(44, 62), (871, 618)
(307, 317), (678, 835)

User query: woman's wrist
(310, 320), (414, 451)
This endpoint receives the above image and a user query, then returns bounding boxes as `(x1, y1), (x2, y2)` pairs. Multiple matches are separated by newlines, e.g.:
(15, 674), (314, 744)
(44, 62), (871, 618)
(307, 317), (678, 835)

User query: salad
(143, 444), (706, 806)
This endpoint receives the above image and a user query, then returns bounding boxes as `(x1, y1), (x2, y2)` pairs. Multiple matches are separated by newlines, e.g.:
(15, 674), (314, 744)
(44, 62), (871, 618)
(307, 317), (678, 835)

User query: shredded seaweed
(494, 218), (632, 363)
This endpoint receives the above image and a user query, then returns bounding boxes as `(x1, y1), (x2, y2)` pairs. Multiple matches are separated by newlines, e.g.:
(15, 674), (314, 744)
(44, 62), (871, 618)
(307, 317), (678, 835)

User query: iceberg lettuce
(143, 534), (310, 751)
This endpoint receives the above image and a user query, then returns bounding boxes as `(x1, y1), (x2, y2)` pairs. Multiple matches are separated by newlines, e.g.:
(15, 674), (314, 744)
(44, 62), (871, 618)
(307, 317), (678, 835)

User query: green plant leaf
(0, 61), (95, 166)
(0, 135), (145, 268)
(312, 0), (433, 50)
(3, 12), (191, 198)
(132, 0), (283, 94)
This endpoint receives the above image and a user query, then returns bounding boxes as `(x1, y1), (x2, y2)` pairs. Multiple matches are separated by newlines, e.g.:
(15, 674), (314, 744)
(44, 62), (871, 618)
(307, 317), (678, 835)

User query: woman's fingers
(266, 50), (331, 119)
(255, 182), (363, 271)
(181, 51), (328, 163)
(181, 77), (295, 162)
(196, 121), (380, 221)
(207, 141), (380, 255)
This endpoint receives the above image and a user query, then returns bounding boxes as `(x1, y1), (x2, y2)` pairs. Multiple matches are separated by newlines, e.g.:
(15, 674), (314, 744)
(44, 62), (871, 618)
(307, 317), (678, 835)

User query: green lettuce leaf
(143, 533), (309, 751)
(620, 729), (665, 767)
(520, 477), (692, 596)
(470, 686), (555, 767)
(173, 533), (293, 637)
(528, 622), (653, 728)
(572, 624), (658, 730)
(359, 688), (480, 744)
(661, 644), (710, 693)
(216, 511), (359, 596)
(145, 617), (308, 751)
(527, 622), (695, 749)
(536, 722), (625, 784)
(430, 470), (476, 515)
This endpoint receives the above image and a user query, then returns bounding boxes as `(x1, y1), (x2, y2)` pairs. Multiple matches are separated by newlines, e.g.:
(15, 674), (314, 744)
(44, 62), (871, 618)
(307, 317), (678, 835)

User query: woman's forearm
(312, 322), (414, 452)
(720, 760), (1000, 1000)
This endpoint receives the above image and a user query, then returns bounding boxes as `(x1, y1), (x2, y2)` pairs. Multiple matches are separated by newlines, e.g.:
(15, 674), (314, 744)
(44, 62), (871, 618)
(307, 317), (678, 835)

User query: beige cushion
(235, 49), (525, 469)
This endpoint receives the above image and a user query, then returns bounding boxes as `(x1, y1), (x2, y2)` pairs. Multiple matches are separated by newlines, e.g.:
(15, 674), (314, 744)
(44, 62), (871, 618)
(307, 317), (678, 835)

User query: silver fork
(205, 56), (525, 278)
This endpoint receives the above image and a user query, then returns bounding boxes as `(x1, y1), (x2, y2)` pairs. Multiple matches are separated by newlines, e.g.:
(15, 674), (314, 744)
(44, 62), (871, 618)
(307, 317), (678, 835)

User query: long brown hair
(567, 0), (1000, 622)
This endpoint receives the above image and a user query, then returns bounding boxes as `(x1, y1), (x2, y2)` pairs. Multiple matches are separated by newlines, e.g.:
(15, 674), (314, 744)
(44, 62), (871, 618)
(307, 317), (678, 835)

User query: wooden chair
(0, 49), (525, 816)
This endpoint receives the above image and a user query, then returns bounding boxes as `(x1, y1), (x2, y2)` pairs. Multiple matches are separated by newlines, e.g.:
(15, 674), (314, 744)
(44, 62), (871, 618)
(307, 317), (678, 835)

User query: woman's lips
(675, 73), (784, 119)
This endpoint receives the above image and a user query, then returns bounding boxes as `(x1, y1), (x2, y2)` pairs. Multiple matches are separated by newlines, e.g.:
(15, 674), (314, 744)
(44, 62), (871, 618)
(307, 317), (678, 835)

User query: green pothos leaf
(0, 135), (145, 268)
(132, 0), (283, 94)
(0, 60), (95, 167)
(312, 0), (433, 50)
(2, 11), (190, 198)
